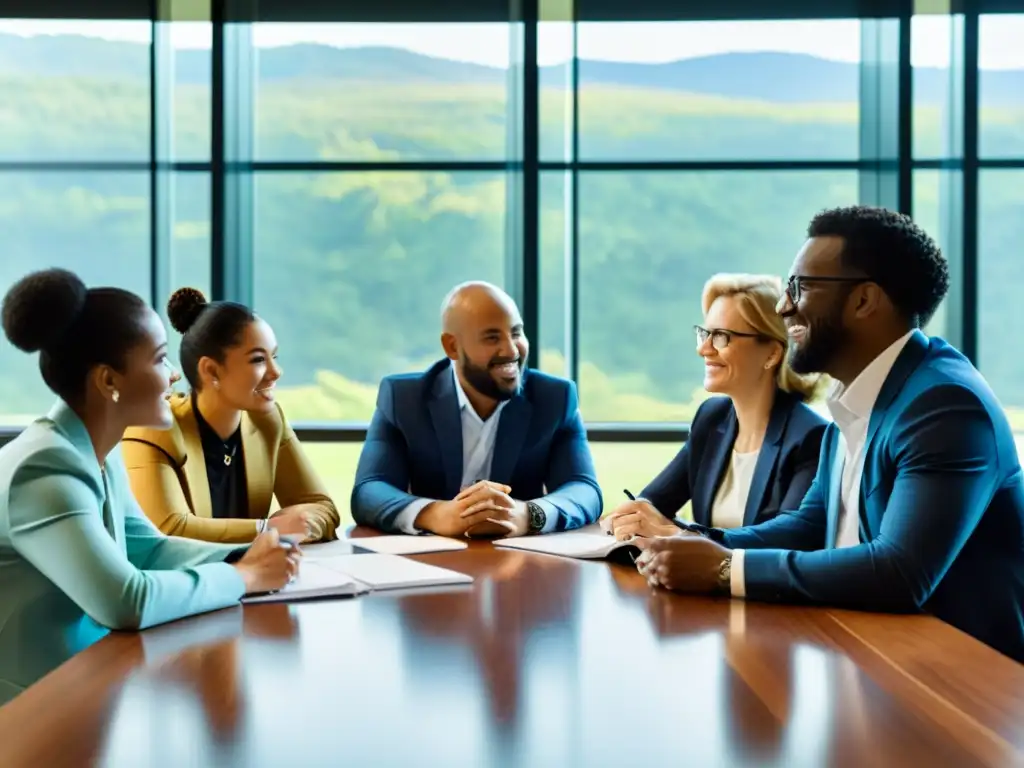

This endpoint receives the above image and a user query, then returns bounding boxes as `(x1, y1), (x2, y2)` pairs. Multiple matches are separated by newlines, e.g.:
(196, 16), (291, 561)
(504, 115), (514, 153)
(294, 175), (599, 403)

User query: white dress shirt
(710, 449), (760, 530)
(393, 364), (557, 535)
(730, 331), (914, 597)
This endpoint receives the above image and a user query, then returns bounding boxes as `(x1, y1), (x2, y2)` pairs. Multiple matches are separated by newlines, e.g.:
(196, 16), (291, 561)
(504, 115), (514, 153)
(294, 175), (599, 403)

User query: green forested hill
(0, 37), (1021, 426)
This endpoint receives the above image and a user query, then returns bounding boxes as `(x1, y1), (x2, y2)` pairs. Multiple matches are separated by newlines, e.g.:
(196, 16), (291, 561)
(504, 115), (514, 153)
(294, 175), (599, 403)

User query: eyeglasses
(694, 325), (764, 350)
(784, 274), (867, 304)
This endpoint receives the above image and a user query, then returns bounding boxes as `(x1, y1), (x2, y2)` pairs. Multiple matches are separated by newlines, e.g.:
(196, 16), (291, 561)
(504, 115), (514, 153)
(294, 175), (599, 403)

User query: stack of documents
(303, 535), (468, 560)
(242, 551), (473, 604)
(494, 530), (641, 564)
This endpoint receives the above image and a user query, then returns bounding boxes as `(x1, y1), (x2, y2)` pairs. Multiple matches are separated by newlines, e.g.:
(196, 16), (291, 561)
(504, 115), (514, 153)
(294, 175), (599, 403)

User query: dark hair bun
(167, 287), (208, 334)
(2, 268), (88, 353)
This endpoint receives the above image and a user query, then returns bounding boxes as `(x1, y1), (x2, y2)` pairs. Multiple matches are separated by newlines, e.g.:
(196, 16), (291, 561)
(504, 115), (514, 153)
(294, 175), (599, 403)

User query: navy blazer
(351, 359), (602, 533)
(641, 391), (827, 529)
(721, 331), (1024, 663)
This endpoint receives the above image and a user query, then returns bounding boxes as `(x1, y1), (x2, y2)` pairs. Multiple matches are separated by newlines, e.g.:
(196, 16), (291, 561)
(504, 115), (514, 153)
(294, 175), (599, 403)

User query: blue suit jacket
(720, 331), (1024, 663)
(351, 359), (603, 533)
(641, 390), (826, 528)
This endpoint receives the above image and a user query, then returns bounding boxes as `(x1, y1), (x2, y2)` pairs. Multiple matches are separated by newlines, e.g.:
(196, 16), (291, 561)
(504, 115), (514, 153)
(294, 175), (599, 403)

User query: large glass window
(539, 171), (572, 378)
(0, 172), (150, 422)
(249, 22), (521, 423)
(0, 20), (152, 161)
(910, 169), (955, 338)
(569, 20), (861, 161)
(252, 23), (514, 162)
(912, 14), (959, 160)
(978, 170), (1024, 434)
(170, 21), (212, 162)
(253, 171), (510, 421)
(572, 171), (858, 422)
(163, 172), (213, 369)
(978, 14), (1024, 159)
(0, 9), (1019, 459)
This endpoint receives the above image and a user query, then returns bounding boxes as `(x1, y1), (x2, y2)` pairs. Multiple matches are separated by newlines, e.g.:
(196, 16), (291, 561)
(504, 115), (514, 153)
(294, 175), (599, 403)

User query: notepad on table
(315, 553), (473, 591)
(241, 561), (369, 604)
(493, 530), (641, 564)
(303, 535), (468, 560)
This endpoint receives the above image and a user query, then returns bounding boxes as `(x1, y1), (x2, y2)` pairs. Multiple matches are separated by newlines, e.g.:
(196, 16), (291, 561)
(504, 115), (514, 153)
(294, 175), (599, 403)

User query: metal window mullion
(151, 11), (174, 312)
(858, 15), (903, 211)
(960, 5), (979, 363)
(211, 0), (255, 305)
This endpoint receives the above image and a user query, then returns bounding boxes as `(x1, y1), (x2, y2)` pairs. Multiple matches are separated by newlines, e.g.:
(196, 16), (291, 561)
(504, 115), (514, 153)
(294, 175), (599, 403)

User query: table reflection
(97, 605), (299, 766)
(390, 551), (579, 732)
(15, 547), (994, 768)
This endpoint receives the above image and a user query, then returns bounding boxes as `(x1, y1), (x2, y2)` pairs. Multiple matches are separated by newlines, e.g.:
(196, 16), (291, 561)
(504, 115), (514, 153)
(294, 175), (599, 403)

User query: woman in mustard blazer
(122, 288), (339, 544)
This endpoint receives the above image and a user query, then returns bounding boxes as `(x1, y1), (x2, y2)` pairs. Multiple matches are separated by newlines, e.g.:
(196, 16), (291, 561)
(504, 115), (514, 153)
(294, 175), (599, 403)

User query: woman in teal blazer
(0, 269), (300, 705)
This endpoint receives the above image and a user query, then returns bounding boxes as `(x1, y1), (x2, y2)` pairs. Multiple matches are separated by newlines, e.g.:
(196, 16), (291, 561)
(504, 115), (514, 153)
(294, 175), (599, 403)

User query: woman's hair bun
(2, 268), (88, 354)
(167, 287), (209, 334)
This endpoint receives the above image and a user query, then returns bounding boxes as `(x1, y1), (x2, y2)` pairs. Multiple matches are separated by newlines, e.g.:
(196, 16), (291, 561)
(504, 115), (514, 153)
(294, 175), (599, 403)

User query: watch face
(528, 502), (546, 532)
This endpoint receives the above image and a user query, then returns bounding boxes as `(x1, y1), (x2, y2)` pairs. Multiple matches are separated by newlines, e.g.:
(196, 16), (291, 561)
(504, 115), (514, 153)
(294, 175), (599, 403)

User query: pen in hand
(620, 490), (642, 562)
(602, 489), (638, 537)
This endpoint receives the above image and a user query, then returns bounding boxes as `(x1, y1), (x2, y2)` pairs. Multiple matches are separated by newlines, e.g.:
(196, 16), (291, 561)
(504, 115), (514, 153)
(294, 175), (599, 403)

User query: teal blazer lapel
(48, 400), (121, 546)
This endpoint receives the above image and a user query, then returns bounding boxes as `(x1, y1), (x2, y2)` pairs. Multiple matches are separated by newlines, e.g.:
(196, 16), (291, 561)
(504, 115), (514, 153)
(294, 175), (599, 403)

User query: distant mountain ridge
(0, 33), (1021, 105)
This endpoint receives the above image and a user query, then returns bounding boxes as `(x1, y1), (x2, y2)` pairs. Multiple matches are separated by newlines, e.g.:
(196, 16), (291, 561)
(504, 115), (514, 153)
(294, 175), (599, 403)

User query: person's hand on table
(414, 481), (527, 538)
(233, 529), (302, 594)
(602, 499), (679, 540)
(634, 535), (732, 594)
(267, 506), (311, 541)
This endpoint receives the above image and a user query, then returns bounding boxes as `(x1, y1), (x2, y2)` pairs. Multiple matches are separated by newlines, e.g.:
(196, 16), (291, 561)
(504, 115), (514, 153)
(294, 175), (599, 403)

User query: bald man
(351, 281), (602, 537)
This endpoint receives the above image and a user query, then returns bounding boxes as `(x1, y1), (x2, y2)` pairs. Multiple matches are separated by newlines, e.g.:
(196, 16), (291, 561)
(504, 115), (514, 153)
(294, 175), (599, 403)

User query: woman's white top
(710, 449), (761, 529)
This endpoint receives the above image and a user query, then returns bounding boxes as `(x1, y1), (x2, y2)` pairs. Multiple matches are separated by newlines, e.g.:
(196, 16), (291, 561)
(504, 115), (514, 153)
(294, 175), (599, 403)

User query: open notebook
(315, 553), (474, 591)
(494, 530), (641, 564)
(303, 535), (468, 560)
(242, 554), (473, 604)
(241, 561), (369, 604)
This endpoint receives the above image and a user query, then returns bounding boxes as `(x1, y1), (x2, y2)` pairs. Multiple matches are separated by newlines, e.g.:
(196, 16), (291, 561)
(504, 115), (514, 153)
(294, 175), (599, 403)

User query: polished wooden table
(1, 536), (1022, 767)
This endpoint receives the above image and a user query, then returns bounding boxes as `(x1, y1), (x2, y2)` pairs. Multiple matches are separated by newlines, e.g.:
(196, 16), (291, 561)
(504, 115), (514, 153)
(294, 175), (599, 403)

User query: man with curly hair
(637, 205), (1024, 664)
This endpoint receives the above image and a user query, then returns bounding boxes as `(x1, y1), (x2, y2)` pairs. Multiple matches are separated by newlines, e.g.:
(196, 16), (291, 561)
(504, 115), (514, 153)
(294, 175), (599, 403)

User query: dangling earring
(112, 389), (120, 403)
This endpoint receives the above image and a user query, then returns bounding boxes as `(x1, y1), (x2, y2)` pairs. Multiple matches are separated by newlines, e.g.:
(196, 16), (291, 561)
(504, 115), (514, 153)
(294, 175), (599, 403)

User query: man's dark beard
(789, 311), (848, 375)
(460, 352), (522, 401)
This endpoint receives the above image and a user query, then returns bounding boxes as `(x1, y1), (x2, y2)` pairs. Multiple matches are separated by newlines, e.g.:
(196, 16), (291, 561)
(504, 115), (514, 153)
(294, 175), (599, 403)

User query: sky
(0, 16), (1021, 69)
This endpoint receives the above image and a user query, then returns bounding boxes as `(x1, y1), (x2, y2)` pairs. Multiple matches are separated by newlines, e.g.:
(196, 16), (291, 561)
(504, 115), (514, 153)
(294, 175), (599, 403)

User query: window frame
(0, 0), (1017, 445)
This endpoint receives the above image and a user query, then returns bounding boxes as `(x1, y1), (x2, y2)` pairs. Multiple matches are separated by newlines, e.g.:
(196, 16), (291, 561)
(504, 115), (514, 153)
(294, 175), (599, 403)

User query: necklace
(223, 441), (238, 466)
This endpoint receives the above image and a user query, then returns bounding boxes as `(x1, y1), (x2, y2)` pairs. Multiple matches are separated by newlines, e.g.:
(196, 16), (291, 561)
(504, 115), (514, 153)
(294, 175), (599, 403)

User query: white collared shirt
(394, 364), (554, 534)
(826, 331), (914, 548)
(730, 331), (915, 597)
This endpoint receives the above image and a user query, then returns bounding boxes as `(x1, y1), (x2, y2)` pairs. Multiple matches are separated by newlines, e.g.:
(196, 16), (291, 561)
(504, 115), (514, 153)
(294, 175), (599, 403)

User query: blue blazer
(351, 359), (603, 533)
(0, 402), (246, 705)
(641, 390), (827, 528)
(721, 331), (1024, 663)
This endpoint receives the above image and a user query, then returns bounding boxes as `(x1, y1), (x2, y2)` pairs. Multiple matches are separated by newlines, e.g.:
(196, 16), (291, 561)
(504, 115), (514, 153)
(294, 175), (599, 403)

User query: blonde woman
(607, 274), (826, 539)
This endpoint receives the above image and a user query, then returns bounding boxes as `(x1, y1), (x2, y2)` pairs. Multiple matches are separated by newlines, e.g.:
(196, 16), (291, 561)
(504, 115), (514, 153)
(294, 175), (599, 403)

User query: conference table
(1, 531), (1022, 767)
